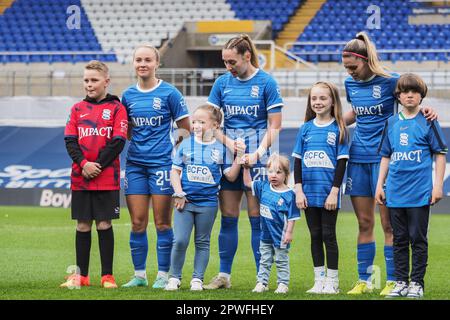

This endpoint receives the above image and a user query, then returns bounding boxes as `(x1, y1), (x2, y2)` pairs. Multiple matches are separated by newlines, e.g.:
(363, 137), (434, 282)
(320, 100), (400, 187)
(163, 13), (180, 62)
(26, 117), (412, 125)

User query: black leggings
(305, 207), (339, 270)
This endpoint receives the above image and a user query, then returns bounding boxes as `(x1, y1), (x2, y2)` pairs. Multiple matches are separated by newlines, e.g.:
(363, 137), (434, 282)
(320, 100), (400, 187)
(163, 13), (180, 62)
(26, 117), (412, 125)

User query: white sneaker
(164, 277), (180, 291)
(252, 282), (268, 293)
(321, 277), (339, 294)
(306, 279), (324, 294)
(190, 278), (203, 291)
(274, 283), (289, 294)
(386, 281), (409, 298)
(406, 281), (424, 299)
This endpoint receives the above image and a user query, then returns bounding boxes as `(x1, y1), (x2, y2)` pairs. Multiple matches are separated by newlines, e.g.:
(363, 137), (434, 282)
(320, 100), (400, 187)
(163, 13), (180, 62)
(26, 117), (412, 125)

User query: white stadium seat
(81, 0), (236, 63)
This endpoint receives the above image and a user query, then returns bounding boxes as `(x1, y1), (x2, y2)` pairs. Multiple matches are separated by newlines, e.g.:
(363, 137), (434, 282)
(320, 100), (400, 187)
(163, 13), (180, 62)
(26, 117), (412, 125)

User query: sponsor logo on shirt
(327, 132), (337, 146)
(303, 151), (335, 169)
(224, 104), (260, 118)
(372, 85), (382, 99)
(391, 150), (423, 163)
(353, 103), (383, 116)
(186, 165), (215, 184)
(131, 116), (163, 127)
(78, 126), (113, 140)
(260, 203), (273, 219)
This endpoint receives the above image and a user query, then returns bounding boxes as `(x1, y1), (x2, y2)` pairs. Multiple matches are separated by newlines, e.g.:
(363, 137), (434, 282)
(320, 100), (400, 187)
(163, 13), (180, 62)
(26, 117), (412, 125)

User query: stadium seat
(291, 0), (450, 62)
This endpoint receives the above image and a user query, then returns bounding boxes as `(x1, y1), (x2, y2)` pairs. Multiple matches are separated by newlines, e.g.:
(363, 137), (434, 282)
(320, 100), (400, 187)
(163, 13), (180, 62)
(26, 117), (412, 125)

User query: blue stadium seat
(286, 0), (449, 62)
(0, 0), (112, 64)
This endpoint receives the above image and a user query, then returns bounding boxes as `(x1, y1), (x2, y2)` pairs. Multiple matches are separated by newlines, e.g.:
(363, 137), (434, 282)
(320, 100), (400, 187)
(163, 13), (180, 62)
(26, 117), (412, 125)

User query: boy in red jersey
(61, 60), (128, 289)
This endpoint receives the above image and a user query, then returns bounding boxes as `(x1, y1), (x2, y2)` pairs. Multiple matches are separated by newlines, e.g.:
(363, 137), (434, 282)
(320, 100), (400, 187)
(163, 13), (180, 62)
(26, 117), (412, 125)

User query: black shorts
(71, 190), (120, 221)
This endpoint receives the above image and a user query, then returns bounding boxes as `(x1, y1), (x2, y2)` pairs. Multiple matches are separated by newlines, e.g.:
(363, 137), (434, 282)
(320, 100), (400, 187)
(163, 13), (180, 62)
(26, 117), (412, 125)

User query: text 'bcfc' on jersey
(380, 112), (448, 207)
(252, 180), (300, 249)
(292, 118), (349, 208)
(345, 73), (399, 163)
(122, 80), (189, 167)
(172, 135), (233, 207)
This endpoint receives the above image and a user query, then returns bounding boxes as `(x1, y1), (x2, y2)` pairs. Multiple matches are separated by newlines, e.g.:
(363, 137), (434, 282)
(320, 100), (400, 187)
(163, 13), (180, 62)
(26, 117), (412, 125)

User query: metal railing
(1, 68), (450, 97)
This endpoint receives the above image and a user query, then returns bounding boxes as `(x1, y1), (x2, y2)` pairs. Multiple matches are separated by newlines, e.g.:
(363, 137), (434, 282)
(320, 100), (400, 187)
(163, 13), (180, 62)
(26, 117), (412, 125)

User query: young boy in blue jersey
(376, 73), (447, 299)
(165, 105), (241, 291)
(342, 32), (438, 296)
(293, 82), (349, 294)
(243, 154), (300, 294)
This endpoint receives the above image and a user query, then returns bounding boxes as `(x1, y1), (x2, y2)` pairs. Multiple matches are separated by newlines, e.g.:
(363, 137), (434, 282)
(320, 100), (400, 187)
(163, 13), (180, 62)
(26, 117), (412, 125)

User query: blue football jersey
(292, 119), (349, 208)
(345, 73), (399, 163)
(172, 136), (233, 207)
(380, 112), (448, 207)
(252, 180), (301, 249)
(207, 69), (283, 155)
(121, 80), (189, 167)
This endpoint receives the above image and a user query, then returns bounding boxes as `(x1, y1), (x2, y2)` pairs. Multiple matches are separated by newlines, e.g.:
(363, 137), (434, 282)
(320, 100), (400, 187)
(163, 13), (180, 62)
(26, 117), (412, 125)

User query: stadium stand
(227, 0), (303, 36)
(292, 0), (450, 62)
(0, 0), (116, 63)
(82, 0), (235, 63)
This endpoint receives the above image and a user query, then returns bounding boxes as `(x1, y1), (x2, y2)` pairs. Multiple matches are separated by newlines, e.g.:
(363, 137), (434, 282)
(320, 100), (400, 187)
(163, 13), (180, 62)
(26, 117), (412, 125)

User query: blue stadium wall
(1, 126), (450, 212)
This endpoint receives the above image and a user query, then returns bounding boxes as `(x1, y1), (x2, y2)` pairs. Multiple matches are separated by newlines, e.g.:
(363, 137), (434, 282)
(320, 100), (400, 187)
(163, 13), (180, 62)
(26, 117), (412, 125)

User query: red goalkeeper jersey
(64, 95), (128, 190)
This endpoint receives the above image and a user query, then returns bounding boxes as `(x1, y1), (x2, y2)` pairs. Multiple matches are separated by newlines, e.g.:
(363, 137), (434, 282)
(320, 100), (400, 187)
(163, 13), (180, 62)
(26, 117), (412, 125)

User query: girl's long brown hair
(305, 81), (348, 144)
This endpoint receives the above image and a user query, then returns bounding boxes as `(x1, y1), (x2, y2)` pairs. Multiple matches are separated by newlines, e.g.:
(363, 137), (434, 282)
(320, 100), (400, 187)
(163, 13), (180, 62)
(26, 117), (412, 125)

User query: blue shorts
(125, 162), (173, 195)
(345, 162), (380, 197)
(220, 164), (267, 191)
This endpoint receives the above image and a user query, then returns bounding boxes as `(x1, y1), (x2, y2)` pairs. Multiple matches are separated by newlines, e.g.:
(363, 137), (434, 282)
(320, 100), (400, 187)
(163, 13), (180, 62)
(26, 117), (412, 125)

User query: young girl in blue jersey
(376, 74), (447, 298)
(204, 34), (284, 290)
(121, 44), (192, 289)
(164, 104), (241, 291)
(293, 81), (349, 294)
(243, 154), (300, 294)
(341, 32), (437, 295)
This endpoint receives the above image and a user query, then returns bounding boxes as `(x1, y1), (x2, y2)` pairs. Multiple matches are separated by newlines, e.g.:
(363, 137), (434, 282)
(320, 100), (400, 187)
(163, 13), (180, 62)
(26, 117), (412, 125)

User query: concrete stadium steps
(276, 0), (326, 49)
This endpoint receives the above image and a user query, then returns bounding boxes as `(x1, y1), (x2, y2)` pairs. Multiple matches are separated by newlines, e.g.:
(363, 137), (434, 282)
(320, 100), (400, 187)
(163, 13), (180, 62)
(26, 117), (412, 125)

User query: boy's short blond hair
(85, 60), (110, 78)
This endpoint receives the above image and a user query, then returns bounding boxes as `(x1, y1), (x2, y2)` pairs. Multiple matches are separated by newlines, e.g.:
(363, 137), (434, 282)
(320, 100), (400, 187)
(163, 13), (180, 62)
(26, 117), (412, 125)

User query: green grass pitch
(0, 206), (449, 300)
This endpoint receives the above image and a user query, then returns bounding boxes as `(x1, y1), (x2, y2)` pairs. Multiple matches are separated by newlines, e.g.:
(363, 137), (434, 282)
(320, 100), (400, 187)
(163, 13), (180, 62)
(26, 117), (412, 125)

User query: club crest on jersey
(153, 97), (162, 110)
(327, 132), (337, 146)
(372, 85), (382, 99)
(102, 109), (111, 120)
(210, 148), (220, 163)
(400, 133), (408, 146)
(251, 86), (259, 98)
(277, 198), (284, 206)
